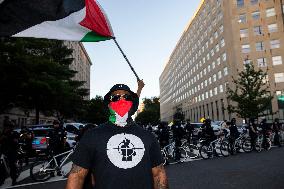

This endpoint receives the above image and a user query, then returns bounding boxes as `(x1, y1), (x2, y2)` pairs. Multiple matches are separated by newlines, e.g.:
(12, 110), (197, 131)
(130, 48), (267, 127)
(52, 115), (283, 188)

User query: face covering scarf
(109, 99), (133, 127)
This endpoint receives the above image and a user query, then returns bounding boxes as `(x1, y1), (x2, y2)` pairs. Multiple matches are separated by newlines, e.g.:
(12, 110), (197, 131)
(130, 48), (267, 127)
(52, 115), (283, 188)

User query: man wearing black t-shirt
(65, 81), (168, 189)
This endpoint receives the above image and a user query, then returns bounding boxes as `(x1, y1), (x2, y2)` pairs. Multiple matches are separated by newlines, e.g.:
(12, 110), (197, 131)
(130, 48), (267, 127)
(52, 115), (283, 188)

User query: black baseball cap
(104, 84), (136, 103)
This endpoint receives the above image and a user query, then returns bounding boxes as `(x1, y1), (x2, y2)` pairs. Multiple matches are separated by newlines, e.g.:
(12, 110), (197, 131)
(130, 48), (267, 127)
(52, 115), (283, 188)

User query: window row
(241, 39), (281, 53)
(174, 84), (226, 104)
(240, 23), (278, 37)
(239, 7), (277, 23)
(243, 56), (283, 67)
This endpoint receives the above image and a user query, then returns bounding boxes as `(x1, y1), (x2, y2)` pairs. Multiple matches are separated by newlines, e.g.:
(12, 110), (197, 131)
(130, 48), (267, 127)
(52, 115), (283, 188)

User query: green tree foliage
(135, 97), (160, 125)
(226, 63), (273, 120)
(81, 95), (108, 124)
(0, 37), (88, 122)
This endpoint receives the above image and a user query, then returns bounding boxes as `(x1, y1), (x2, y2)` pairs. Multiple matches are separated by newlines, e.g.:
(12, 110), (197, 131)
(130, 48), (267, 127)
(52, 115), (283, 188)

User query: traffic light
(278, 95), (284, 109)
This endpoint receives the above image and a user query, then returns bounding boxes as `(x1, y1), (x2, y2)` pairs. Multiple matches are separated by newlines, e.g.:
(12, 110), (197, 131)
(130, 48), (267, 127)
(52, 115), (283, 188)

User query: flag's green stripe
(109, 108), (116, 124)
(81, 31), (112, 42)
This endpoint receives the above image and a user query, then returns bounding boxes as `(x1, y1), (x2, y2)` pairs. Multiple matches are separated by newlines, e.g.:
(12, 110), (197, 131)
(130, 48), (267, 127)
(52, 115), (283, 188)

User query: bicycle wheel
(255, 139), (262, 152)
(30, 160), (54, 182)
(186, 144), (199, 159)
(199, 144), (212, 159)
(220, 141), (230, 157)
(167, 147), (187, 164)
(242, 138), (252, 153)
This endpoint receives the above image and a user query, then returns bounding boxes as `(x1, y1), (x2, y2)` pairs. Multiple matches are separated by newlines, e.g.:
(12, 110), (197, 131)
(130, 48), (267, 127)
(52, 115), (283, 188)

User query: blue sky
(83, 0), (201, 99)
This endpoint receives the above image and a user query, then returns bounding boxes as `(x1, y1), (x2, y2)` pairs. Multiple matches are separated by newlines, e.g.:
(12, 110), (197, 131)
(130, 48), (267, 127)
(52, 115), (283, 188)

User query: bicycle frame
(0, 153), (10, 175)
(40, 149), (73, 173)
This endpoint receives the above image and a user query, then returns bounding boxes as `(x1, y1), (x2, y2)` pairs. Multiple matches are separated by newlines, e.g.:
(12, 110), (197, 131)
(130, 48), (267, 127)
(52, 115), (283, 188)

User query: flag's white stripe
(13, 7), (91, 41)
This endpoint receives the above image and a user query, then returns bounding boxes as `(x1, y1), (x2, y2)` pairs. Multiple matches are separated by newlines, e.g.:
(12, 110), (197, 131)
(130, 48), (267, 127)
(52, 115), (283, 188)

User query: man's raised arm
(65, 163), (89, 189)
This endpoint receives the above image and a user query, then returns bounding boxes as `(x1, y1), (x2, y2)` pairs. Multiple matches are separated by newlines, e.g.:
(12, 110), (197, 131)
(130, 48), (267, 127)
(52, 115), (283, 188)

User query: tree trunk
(36, 107), (40, 124)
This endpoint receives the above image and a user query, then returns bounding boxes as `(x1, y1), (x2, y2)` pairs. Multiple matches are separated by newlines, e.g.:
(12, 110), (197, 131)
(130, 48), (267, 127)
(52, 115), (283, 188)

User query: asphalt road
(4, 147), (284, 189)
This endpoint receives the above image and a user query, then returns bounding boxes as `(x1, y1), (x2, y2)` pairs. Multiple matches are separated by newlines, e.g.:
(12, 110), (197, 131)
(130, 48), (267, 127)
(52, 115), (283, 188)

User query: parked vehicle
(31, 127), (53, 155)
(63, 123), (84, 135)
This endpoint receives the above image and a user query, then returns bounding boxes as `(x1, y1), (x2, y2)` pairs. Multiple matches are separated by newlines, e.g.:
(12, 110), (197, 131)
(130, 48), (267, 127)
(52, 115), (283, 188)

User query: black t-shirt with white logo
(71, 122), (163, 189)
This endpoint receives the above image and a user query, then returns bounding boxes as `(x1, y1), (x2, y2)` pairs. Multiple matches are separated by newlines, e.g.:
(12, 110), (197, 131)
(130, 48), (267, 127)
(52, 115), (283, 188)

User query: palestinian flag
(0, 0), (114, 42)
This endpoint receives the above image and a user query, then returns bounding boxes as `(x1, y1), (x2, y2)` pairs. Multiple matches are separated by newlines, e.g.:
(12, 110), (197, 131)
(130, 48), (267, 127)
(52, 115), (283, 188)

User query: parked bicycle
(199, 136), (229, 159)
(181, 139), (199, 159)
(225, 132), (249, 155)
(30, 147), (74, 182)
(161, 142), (188, 165)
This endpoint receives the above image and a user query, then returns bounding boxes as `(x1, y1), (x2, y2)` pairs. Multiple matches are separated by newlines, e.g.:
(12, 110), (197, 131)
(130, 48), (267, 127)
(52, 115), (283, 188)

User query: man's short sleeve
(149, 135), (163, 168)
(71, 131), (94, 169)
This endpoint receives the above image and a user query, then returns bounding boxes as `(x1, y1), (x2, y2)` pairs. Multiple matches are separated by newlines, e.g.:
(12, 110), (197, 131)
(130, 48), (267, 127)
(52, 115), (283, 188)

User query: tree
(226, 63), (274, 121)
(135, 97), (160, 125)
(0, 37), (88, 123)
(80, 96), (108, 124)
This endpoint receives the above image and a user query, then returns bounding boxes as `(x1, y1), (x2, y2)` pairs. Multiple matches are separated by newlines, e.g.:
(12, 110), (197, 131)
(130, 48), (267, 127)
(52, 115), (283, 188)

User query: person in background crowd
(248, 118), (258, 151)
(201, 118), (217, 156)
(221, 120), (229, 137)
(48, 120), (67, 176)
(259, 118), (272, 150)
(19, 126), (33, 164)
(228, 118), (240, 154)
(172, 120), (185, 160)
(156, 122), (169, 149)
(272, 118), (282, 147)
(185, 120), (194, 145)
(0, 125), (19, 185)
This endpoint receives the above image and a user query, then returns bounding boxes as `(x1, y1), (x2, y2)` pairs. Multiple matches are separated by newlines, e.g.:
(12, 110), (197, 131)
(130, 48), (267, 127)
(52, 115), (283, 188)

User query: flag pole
(112, 37), (140, 81)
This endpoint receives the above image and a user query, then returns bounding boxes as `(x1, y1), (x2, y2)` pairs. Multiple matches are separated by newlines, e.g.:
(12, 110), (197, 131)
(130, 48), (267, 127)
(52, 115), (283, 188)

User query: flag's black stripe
(0, 0), (85, 36)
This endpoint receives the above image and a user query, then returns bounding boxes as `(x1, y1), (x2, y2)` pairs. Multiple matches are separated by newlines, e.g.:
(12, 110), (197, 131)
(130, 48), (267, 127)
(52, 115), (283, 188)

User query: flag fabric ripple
(0, 0), (114, 42)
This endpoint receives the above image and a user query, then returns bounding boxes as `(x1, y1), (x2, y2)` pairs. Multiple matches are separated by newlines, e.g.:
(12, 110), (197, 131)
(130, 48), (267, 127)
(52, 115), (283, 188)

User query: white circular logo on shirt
(107, 133), (145, 169)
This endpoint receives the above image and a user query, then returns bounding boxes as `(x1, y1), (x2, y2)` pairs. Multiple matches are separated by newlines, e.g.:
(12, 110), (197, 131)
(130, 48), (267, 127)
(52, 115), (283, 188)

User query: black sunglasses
(110, 94), (133, 102)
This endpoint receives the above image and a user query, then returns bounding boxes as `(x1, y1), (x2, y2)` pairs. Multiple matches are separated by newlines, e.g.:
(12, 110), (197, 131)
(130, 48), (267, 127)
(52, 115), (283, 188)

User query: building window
(214, 87), (218, 95)
(252, 11), (260, 20)
(212, 61), (216, 69)
(210, 37), (214, 44)
(219, 85), (224, 93)
(210, 89), (213, 97)
(275, 73), (284, 83)
(209, 77), (212, 84)
(270, 39), (280, 49)
(208, 65), (211, 72)
(243, 59), (252, 65)
(214, 31), (218, 39)
(222, 53), (227, 61)
(211, 49), (215, 57)
(239, 14), (246, 23)
(219, 25), (224, 33)
(213, 74), (217, 82)
(242, 44), (250, 53)
(215, 43), (220, 52)
(272, 56), (283, 65)
(254, 26), (262, 35)
(218, 71), (222, 79)
(240, 29), (249, 38)
(224, 67), (228, 76)
(220, 39), (225, 47)
(251, 0), (258, 5)
(268, 23), (278, 33)
(217, 57), (221, 65)
(257, 58), (267, 67)
(256, 41), (265, 51)
(266, 8), (276, 17)
(237, 0), (244, 8)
